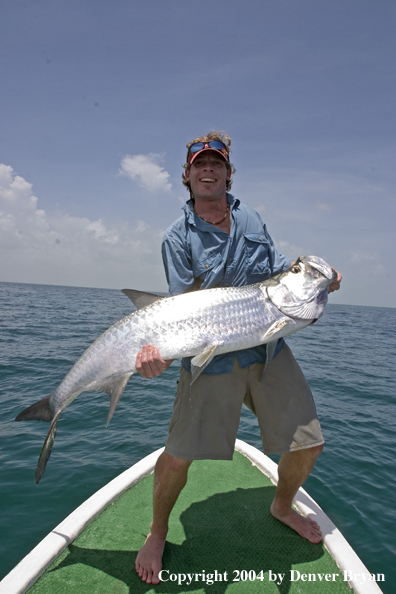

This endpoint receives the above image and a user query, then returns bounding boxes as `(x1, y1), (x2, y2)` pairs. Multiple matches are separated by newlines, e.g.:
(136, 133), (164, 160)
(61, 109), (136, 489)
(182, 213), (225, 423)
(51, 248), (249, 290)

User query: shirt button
(259, 237), (262, 241)
(229, 258), (233, 263)
(205, 264), (209, 268)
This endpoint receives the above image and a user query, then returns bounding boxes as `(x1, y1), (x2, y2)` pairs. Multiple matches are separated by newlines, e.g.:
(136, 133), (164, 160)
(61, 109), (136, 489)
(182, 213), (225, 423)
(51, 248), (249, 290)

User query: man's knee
(283, 443), (323, 466)
(159, 451), (193, 473)
(307, 443), (324, 462)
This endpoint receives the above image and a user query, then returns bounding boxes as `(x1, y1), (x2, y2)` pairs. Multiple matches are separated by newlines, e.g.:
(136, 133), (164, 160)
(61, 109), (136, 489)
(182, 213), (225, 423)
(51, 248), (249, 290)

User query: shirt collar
(182, 193), (240, 225)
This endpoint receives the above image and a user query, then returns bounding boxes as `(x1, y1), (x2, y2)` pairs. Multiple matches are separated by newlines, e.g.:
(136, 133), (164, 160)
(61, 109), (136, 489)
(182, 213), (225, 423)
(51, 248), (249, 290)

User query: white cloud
(1, 162), (394, 306)
(0, 164), (41, 214)
(276, 239), (307, 258)
(252, 203), (266, 217)
(119, 153), (172, 193)
(314, 201), (331, 211)
(349, 250), (376, 263)
(349, 250), (386, 275)
(237, 164), (389, 219)
(0, 164), (168, 291)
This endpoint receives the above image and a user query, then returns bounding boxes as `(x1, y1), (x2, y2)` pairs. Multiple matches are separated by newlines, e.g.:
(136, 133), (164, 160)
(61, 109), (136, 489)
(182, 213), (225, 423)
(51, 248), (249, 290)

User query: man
(134, 131), (342, 585)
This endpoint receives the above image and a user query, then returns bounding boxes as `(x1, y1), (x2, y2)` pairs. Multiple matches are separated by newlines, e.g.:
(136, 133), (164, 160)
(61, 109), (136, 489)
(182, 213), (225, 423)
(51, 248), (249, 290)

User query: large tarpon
(16, 255), (337, 483)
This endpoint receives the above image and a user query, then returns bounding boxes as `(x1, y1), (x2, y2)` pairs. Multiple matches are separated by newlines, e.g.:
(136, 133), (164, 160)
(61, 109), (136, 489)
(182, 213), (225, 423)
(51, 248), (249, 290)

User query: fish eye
(291, 265), (301, 274)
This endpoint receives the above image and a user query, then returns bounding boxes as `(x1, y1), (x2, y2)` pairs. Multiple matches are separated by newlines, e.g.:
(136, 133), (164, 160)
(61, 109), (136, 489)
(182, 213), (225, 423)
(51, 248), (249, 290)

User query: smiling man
(134, 131), (341, 584)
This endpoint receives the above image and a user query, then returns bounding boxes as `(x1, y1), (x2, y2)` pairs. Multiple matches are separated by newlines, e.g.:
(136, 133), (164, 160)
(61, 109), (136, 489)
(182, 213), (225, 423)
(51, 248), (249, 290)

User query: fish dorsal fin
(121, 289), (164, 310)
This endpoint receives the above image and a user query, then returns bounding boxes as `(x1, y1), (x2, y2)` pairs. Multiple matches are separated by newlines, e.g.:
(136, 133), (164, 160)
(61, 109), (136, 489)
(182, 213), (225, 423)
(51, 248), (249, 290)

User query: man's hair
(182, 130), (236, 195)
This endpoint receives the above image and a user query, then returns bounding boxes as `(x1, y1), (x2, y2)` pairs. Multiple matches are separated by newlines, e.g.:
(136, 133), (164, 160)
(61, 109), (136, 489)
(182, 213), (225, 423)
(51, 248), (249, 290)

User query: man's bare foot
(270, 502), (323, 544)
(135, 532), (165, 584)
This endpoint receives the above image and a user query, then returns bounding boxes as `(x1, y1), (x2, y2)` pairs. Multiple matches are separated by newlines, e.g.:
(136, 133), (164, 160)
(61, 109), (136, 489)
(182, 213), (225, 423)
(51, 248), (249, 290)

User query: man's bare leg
(135, 452), (192, 584)
(270, 444), (323, 543)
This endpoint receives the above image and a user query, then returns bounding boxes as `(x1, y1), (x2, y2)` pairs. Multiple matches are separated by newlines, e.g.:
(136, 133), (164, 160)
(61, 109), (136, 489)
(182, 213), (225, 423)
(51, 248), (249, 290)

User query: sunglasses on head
(188, 140), (227, 153)
(187, 140), (229, 163)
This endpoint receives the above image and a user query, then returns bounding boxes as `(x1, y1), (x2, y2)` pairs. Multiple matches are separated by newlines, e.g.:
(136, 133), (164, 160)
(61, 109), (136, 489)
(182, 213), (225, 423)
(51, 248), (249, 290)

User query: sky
(0, 0), (395, 307)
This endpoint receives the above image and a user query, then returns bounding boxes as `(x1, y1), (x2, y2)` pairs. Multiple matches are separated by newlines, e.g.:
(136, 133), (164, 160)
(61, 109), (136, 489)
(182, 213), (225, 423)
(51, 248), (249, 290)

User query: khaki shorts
(165, 343), (324, 459)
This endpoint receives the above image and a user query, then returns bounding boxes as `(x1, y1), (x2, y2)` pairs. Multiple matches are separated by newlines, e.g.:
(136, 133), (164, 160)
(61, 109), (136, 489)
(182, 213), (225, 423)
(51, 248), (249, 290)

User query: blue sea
(0, 281), (395, 593)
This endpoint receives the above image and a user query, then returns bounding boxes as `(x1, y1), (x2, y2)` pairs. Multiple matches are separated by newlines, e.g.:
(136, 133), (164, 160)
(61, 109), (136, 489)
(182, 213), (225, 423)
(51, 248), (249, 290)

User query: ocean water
(0, 281), (395, 593)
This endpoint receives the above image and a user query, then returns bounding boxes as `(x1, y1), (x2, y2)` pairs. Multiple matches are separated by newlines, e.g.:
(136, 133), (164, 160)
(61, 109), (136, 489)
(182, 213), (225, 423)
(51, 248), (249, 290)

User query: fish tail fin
(35, 412), (61, 484)
(15, 394), (54, 422)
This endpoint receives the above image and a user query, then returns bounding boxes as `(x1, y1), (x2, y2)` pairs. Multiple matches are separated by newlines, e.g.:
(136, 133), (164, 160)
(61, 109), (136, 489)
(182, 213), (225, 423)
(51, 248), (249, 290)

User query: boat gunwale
(0, 440), (383, 594)
(0, 447), (164, 594)
(234, 440), (383, 594)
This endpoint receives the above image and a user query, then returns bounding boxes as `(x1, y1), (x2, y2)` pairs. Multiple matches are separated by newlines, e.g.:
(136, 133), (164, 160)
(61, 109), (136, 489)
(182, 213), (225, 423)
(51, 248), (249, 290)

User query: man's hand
(328, 269), (342, 293)
(135, 345), (173, 379)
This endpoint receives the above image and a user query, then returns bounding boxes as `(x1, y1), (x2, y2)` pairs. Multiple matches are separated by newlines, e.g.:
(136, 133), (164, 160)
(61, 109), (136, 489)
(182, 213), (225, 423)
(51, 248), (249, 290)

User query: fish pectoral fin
(262, 319), (289, 340)
(121, 289), (164, 310)
(191, 344), (219, 368)
(190, 343), (221, 384)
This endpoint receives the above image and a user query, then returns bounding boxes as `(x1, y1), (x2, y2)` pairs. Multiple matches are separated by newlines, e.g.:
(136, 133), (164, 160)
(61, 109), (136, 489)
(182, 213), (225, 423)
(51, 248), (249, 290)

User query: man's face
(185, 151), (231, 201)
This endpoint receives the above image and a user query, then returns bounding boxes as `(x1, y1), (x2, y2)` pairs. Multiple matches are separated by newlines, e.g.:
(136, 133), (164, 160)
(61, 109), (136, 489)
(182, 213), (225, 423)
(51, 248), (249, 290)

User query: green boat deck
(28, 452), (351, 593)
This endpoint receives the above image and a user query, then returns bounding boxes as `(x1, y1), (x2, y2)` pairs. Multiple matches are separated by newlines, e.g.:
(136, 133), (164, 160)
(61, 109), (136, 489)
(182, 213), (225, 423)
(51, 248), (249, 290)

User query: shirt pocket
(244, 233), (271, 277)
(192, 252), (223, 281)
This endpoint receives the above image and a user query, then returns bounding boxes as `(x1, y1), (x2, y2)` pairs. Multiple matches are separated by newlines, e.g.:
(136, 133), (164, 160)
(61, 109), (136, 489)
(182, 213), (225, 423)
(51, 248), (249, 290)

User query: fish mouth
(298, 256), (336, 282)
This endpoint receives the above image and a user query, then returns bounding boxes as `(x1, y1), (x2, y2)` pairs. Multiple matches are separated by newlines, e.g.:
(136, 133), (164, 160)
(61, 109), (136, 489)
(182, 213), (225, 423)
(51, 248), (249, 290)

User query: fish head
(285, 256), (337, 296)
(265, 256), (337, 320)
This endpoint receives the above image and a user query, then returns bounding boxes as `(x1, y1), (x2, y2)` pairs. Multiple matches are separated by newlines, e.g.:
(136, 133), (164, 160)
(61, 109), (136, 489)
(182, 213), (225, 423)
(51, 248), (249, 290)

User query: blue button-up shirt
(161, 193), (292, 374)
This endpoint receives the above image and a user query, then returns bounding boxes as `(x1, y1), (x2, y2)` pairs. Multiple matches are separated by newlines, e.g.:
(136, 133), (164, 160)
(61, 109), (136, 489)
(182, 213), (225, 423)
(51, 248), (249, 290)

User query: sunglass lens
(189, 142), (205, 153)
(189, 141), (226, 153)
(208, 141), (225, 150)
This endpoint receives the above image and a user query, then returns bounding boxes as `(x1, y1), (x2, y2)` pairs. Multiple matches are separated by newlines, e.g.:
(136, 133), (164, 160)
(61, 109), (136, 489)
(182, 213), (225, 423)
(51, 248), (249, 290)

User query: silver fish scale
(51, 283), (280, 410)
(51, 258), (334, 411)
(123, 284), (274, 362)
(51, 323), (132, 409)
